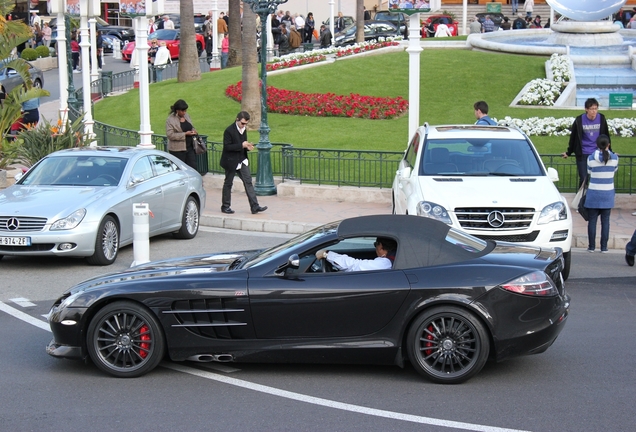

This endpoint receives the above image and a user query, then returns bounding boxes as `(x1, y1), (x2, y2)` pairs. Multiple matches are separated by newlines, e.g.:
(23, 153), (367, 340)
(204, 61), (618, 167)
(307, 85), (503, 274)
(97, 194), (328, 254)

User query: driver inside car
(315, 237), (397, 272)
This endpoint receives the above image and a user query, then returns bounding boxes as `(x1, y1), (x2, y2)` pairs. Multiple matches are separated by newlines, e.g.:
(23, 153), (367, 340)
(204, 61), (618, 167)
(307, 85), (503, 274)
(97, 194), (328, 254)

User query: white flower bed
(497, 116), (636, 137)
(271, 37), (403, 64)
(518, 54), (572, 107)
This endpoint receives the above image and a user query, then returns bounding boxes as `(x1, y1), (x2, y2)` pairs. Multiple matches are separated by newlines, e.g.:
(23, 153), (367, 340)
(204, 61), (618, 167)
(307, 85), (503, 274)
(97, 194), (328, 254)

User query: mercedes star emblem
(6, 217), (20, 231)
(487, 211), (505, 228)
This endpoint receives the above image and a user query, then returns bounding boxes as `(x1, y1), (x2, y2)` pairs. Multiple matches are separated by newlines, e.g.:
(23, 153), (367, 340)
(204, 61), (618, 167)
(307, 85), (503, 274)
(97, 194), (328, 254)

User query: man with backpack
(512, 13), (526, 30)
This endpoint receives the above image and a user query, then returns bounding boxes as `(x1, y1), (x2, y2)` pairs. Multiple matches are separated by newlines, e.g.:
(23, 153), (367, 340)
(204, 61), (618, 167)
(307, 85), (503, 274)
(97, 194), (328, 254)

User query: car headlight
(50, 209), (86, 231)
(416, 201), (452, 224)
(538, 201), (567, 225)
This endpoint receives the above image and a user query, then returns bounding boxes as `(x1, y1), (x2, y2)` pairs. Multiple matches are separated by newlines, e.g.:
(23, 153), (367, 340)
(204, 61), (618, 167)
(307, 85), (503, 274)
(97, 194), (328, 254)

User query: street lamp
(244, 0), (288, 196)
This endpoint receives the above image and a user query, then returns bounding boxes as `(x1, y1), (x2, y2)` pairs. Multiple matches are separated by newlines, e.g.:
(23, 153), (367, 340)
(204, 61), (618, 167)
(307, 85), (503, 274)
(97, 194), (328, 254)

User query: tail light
(501, 271), (557, 296)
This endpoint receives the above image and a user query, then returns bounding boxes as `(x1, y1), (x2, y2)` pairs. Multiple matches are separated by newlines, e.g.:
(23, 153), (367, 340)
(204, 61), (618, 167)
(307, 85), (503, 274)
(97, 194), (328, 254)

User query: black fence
(68, 65), (635, 193)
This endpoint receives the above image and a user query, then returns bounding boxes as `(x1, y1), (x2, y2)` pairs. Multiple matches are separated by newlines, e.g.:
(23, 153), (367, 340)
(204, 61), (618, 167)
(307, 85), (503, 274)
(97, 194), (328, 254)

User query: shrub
(35, 45), (50, 58)
(20, 48), (38, 61)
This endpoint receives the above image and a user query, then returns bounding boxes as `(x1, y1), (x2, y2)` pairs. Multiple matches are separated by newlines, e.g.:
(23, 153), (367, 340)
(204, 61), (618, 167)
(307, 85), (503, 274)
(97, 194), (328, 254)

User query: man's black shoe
(251, 206), (268, 214)
(221, 207), (235, 214)
(626, 254), (635, 267)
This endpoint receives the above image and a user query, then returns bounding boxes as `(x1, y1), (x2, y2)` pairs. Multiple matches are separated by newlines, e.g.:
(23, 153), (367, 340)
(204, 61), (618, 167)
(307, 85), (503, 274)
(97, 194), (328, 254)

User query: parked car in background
(392, 124), (573, 279)
(421, 14), (459, 38)
(48, 16), (135, 45)
(193, 13), (206, 34)
(0, 59), (44, 93)
(373, 10), (408, 38)
(0, 147), (205, 265)
(100, 34), (122, 52)
(121, 29), (205, 61)
(46, 214), (570, 383)
(322, 15), (355, 30)
(334, 21), (401, 47)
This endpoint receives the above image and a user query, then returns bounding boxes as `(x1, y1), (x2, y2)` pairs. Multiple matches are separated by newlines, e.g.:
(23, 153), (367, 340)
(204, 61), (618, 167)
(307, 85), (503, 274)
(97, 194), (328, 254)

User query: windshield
(19, 156), (127, 186)
(420, 138), (544, 176)
(242, 222), (339, 269)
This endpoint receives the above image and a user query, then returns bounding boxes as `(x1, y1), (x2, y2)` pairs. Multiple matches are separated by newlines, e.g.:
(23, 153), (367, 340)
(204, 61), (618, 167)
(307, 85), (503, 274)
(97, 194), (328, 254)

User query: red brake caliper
(424, 325), (434, 356)
(139, 325), (150, 359)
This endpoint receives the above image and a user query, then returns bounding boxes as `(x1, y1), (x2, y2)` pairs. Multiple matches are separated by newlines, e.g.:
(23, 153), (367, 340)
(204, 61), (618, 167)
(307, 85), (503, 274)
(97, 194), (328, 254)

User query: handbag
(571, 182), (585, 208)
(193, 135), (207, 155)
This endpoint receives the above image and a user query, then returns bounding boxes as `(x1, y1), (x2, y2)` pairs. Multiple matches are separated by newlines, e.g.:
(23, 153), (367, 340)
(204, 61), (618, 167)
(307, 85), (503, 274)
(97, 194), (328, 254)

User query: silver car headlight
(416, 201), (452, 224)
(538, 201), (567, 225)
(50, 209), (87, 231)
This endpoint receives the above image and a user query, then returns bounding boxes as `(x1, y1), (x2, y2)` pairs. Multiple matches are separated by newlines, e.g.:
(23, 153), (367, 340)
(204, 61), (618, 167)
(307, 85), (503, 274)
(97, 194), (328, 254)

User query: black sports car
(47, 215), (570, 383)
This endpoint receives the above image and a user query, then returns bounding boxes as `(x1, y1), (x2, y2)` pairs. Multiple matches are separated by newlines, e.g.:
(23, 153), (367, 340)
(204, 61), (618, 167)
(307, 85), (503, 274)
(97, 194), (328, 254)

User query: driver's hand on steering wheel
(315, 249), (328, 260)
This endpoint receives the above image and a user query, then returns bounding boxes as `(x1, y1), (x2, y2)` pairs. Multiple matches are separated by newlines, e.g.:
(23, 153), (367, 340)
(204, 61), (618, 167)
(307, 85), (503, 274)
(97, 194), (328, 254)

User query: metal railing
(68, 65), (635, 193)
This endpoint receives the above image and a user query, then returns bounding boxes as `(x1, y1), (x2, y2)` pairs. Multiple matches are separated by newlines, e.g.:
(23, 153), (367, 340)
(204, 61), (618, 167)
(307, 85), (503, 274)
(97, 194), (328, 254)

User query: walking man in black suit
(220, 111), (268, 215)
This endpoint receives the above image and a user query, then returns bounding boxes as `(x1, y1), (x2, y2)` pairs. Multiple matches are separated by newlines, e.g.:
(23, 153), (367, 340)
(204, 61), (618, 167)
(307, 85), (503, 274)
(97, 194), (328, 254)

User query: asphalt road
(1, 229), (635, 432)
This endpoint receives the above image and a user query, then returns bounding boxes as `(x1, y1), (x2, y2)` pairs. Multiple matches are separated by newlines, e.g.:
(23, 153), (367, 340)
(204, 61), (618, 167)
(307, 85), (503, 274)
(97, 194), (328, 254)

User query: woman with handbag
(584, 135), (618, 253)
(166, 99), (198, 171)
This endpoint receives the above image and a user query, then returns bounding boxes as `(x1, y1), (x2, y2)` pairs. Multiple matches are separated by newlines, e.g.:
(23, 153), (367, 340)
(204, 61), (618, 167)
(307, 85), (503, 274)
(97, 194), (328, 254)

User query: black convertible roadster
(47, 215), (570, 383)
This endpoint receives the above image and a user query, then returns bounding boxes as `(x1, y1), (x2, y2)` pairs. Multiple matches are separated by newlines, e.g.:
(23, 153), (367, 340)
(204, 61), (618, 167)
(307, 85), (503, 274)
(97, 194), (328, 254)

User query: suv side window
(404, 132), (420, 169)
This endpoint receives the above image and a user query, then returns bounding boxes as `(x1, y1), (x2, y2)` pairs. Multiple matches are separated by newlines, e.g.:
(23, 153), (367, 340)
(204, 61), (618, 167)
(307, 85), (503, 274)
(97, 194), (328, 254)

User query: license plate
(0, 236), (31, 246)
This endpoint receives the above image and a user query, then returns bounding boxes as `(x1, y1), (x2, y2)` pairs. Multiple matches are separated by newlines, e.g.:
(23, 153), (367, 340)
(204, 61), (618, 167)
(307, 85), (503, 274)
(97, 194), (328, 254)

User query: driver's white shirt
(326, 251), (392, 272)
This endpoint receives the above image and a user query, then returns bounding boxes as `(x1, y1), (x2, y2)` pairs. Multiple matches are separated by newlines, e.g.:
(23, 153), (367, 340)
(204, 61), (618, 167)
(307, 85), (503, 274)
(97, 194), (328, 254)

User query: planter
(0, 169), (7, 189)
(31, 56), (58, 71)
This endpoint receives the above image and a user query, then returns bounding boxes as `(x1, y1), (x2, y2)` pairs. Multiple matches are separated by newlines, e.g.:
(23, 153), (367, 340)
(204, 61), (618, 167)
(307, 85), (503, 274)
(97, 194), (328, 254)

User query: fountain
(466, 0), (636, 108)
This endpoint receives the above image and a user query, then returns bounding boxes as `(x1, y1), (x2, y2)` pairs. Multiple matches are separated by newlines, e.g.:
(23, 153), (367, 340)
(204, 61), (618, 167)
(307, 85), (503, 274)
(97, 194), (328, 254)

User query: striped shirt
(585, 149), (618, 209)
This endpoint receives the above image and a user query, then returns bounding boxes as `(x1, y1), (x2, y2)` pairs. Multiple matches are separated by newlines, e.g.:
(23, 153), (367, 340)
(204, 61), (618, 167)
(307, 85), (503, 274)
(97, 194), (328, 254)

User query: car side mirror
(400, 166), (412, 178)
(288, 254), (300, 269)
(547, 167), (559, 182)
(14, 172), (23, 182)
(128, 174), (145, 186)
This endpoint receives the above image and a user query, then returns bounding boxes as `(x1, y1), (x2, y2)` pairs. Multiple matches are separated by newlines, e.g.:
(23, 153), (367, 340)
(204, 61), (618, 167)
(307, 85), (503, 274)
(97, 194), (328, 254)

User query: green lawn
(93, 49), (635, 156)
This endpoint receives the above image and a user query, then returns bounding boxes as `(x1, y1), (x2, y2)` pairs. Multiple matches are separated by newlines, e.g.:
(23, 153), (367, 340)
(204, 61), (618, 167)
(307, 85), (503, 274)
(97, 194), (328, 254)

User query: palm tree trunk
(356, 0), (365, 43)
(178, 0), (202, 82)
(241, 7), (260, 127)
(227, 0), (242, 67)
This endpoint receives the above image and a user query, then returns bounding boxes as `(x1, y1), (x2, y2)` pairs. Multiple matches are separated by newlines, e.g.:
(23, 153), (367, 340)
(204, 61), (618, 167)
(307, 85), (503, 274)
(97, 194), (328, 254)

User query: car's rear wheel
(562, 251), (571, 281)
(87, 215), (119, 265)
(196, 41), (203, 57)
(87, 301), (165, 378)
(33, 79), (42, 89)
(173, 196), (199, 239)
(407, 306), (489, 384)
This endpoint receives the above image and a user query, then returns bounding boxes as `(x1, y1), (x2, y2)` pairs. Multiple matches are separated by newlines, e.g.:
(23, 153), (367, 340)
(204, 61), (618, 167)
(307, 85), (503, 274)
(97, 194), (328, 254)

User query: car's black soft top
(337, 215), (488, 269)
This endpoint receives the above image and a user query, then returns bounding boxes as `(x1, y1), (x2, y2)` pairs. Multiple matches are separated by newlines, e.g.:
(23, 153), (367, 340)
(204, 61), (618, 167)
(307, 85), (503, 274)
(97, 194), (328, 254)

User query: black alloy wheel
(87, 301), (165, 378)
(407, 306), (489, 384)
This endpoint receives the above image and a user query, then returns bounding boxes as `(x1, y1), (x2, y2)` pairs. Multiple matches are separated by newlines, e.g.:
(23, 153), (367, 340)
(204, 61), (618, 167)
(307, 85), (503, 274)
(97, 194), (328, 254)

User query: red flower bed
(335, 40), (401, 58)
(225, 81), (408, 120)
(267, 55), (327, 71)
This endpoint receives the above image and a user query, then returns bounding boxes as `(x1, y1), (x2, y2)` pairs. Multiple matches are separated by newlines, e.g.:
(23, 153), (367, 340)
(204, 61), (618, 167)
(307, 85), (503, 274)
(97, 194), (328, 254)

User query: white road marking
(196, 362), (241, 373)
(163, 362), (531, 432)
(10, 297), (36, 308)
(0, 301), (51, 332)
(0, 301), (531, 432)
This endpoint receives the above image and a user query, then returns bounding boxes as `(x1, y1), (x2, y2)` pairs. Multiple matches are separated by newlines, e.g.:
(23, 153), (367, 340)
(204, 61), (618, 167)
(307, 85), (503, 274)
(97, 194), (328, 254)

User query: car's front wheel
(87, 215), (119, 265)
(173, 196), (199, 239)
(87, 301), (165, 378)
(407, 306), (489, 384)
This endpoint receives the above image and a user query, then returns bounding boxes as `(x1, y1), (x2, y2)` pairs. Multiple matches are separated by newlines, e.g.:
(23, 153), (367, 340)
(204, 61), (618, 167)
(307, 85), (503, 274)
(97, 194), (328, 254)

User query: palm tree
(356, 0), (365, 43)
(0, 1), (50, 165)
(227, 0), (242, 67)
(241, 7), (260, 126)
(177, 0), (201, 82)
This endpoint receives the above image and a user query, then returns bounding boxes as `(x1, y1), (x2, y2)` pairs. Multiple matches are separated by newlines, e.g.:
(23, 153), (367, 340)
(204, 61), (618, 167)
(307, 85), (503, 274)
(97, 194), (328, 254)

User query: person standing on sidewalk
(562, 98), (611, 188)
(584, 135), (618, 253)
(166, 99), (198, 170)
(220, 111), (267, 215)
(626, 229), (636, 266)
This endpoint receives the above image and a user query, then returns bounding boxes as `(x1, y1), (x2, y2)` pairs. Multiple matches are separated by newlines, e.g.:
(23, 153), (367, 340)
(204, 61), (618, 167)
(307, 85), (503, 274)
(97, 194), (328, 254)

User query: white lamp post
(329, 0), (335, 46)
(79, 0), (97, 143)
(89, 15), (98, 82)
(210, 0), (220, 69)
(51, 0), (69, 126)
(406, 13), (422, 140)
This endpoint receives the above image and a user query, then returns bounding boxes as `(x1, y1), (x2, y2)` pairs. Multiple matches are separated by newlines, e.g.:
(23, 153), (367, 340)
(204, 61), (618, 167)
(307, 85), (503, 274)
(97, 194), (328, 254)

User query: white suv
(392, 124), (572, 279)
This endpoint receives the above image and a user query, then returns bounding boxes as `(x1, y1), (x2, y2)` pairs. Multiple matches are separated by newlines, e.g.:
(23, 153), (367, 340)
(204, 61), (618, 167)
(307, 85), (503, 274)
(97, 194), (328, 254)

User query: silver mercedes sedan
(0, 147), (206, 265)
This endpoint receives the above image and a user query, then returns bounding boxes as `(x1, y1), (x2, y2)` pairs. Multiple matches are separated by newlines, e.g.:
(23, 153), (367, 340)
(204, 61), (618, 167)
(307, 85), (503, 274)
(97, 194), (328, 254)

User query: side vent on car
(164, 298), (249, 339)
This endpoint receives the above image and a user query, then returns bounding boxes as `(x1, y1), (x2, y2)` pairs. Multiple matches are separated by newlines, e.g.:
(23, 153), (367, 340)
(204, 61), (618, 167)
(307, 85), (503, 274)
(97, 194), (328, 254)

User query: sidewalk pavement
(37, 100), (636, 250)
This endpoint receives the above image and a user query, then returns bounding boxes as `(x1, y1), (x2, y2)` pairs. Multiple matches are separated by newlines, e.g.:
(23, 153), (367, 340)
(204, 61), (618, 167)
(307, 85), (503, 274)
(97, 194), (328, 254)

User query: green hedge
(20, 48), (38, 61)
(35, 45), (50, 58)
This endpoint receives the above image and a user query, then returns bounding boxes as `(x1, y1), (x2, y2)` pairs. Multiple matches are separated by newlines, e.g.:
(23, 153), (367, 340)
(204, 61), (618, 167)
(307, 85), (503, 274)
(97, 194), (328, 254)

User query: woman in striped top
(584, 135), (619, 252)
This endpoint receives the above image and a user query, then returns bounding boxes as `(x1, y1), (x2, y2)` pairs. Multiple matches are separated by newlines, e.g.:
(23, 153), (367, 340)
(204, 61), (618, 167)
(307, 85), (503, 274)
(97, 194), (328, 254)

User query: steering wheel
(96, 174), (118, 185)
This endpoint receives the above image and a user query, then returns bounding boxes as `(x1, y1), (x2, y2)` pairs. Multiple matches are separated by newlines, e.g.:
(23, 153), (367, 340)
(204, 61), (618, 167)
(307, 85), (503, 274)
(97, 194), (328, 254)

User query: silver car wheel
(185, 199), (199, 235)
(102, 219), (119, 260)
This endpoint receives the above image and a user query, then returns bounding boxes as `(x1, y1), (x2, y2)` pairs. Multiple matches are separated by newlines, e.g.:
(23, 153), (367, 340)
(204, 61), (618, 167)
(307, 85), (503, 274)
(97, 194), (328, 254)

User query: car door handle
(154, 189), (162, 195)
(179, 181), (186, 186)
